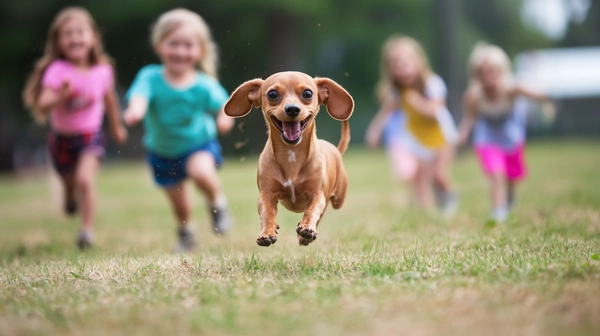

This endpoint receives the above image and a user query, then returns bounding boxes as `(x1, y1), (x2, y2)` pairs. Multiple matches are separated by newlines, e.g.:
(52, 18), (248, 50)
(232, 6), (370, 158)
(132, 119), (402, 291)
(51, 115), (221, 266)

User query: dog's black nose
(284, 104), (301, 117)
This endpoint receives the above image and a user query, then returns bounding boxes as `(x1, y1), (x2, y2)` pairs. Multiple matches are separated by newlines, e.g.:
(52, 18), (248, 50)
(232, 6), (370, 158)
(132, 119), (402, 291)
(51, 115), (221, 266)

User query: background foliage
(0, 0), (598, 170)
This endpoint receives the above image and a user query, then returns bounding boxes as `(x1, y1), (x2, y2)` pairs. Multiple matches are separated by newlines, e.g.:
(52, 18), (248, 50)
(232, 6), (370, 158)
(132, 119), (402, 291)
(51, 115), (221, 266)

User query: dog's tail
(337, 120), (350, 154)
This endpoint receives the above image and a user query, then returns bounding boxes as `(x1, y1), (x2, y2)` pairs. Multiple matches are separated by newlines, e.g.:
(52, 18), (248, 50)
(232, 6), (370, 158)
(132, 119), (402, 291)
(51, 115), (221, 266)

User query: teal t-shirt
(126, 64), (229, 158)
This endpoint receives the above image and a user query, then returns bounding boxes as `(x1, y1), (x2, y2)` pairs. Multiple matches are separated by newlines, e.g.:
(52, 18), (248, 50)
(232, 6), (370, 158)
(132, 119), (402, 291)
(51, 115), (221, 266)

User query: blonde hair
(151, 8), (219, 78)
(376, 35), (433, 105)
(467, 42), (513, 85)
(22, 7), (113, 123)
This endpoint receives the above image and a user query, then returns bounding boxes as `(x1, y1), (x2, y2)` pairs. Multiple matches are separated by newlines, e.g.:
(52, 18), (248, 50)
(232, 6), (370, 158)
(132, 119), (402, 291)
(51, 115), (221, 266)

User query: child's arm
(513, 83), (556, 121)
(104, 88), (128, 144)
(216, 108), (234, 135)
(457, 90), (478, 146)
(36, 82), (71, 116)
(402, 89), (445, 119)
(513, 82), (548, 101)
(123, 96), (149, 127)
(365, 96), (396, 148)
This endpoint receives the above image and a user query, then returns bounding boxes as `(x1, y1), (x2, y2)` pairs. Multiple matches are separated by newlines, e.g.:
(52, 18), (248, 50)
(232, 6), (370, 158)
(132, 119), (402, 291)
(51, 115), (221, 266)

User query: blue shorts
(147, 140), (223, 187)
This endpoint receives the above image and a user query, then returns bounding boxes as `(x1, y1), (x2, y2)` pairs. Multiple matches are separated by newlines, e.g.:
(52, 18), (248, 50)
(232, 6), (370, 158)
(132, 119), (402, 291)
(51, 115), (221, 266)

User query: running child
(458, 42), (554, 223)
(123, 9), (234, 251)
(22, 7), (128, 249)
(365, 35), (458, 214)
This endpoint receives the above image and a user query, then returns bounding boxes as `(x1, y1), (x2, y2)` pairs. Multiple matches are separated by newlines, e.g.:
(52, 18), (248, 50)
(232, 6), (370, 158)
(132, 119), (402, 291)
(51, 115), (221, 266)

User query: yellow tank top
(400, 90), (446, 149)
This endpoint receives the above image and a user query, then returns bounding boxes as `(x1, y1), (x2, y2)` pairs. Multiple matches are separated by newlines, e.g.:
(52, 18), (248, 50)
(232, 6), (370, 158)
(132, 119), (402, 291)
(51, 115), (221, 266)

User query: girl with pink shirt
(23, 7), (127, 249)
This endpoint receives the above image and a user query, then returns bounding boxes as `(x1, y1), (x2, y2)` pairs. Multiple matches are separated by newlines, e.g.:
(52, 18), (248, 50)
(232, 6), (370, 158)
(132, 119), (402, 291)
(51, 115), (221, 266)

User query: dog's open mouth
(271, 116), (311, 144)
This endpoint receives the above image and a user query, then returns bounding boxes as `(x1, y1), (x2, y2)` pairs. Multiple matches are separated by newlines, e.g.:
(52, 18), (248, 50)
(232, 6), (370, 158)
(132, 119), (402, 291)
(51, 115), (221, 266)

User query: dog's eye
(267, 90), (280, 101)
(302, 89), (313, 100)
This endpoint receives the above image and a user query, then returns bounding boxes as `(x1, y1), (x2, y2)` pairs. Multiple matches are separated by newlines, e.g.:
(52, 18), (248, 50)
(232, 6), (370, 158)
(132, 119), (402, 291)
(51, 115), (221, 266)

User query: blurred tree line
(0, 0), (597, 171)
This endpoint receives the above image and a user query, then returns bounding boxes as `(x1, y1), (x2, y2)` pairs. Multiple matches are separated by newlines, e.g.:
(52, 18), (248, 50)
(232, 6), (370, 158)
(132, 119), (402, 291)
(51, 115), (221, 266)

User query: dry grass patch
(0, 140), (599, 335)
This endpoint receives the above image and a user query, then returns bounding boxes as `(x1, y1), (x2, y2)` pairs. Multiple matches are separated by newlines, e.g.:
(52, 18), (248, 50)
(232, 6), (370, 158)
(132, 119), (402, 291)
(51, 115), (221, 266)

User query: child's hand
(123, 97), (148, 126)
(402, 89), (421, 108)
(458, 131), (469, 147)
(402, 89), (440, 119)
(59, 81), (73, 99)
(111, 124), (128, 145)
(59, 81), (72, 103)
(216, 112), (234, 135)
(123, 108), (144, 126)
(540, 100), (556, 125)
(35, 82), (73, 119)
(365, 128), (380, 149)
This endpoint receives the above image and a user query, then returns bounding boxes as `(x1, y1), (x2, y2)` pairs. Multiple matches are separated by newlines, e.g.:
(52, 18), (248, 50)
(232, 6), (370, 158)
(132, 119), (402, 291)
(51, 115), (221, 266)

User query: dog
(224, 71), (354, 246)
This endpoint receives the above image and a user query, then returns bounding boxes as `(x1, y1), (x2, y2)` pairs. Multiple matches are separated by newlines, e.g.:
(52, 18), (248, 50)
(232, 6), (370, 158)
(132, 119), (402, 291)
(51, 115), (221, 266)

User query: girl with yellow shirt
(366, 36), (458, 213)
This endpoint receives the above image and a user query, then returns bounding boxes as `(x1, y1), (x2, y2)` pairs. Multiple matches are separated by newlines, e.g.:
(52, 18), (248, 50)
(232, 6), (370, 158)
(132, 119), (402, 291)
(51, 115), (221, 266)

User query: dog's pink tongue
(282, 121), (302, 141)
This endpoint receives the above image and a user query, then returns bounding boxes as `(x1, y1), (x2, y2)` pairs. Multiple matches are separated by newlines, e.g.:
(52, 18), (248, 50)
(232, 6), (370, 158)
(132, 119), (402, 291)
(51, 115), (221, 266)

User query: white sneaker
(76, 230), (95, 250)
(491, 206), (509, 223)
(176, 226), (196, 252)
(210, 205), (232, 235)
(435, 187), (459, 218)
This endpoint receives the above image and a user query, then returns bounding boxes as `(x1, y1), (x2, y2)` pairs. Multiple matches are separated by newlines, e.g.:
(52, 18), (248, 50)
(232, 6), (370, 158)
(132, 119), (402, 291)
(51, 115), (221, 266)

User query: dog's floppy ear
(314, 77), (354, 121)
(224, 78), (264, 118)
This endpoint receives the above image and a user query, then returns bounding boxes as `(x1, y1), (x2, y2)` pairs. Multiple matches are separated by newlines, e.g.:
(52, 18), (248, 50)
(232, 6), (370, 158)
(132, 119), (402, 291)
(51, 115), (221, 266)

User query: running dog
(224, 71), (354, 246)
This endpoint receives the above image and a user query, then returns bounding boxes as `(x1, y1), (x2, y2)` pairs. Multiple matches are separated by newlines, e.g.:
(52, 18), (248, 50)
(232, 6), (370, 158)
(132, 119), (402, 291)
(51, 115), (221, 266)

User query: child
(22, 7), (128, 249)
(123, 9), (234, 252)
(458, 42), (554, 223)
(365, 35), (458, 214)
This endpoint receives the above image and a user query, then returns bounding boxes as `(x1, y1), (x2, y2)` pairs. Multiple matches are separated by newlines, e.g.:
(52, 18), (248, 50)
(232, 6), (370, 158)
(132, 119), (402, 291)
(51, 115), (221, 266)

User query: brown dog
(224, 71), (354, 246)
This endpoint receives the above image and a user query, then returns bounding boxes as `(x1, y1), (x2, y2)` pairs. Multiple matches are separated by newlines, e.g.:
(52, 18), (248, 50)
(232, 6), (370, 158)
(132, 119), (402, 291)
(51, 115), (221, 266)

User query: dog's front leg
(257, 192), (280, 246)
(296, 193), (327, 246)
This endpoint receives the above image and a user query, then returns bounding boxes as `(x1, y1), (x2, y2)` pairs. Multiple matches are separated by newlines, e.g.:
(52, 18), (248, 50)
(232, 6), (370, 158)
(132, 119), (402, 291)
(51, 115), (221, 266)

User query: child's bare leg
(164, 182), (196, 251)
(489, 173), (507, 208)
(185, 151), (222, 204)
(186, 151), (231, 234)
(433, 145), (454, 193)
(71, 153), (100, 249)
(413, 160), (433, 209)
(411, 163), (425, 207)
(163, 182), (191, 228)
(62, 173), (77, 213)
(75, 153), (100, 232)
(506, 180), (517, 209)
(432, 146), (458, 215)
(489, 173), (508, 222)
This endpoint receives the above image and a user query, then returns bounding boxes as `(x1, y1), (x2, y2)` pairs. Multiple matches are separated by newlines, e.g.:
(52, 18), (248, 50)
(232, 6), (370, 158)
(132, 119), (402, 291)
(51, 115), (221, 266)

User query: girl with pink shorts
(458, 43), (554, 223)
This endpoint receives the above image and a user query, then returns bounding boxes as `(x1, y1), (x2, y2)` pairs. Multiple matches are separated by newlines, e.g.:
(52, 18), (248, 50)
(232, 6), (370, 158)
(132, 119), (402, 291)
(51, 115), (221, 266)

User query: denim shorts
(147, 140), (223, 187)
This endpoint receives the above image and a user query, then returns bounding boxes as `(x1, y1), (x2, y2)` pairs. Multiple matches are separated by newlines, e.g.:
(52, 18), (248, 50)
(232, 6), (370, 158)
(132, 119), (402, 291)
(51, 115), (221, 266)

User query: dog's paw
(256, 234), (278, 247)
(256, 225), (280, 247)
(296, 223), (317, 245)
(298, 236), (313, 246)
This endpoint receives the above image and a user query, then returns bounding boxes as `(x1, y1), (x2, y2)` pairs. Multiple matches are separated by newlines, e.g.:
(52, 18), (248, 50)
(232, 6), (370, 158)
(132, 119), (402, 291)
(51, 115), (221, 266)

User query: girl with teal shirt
(124, 9), (234, 251)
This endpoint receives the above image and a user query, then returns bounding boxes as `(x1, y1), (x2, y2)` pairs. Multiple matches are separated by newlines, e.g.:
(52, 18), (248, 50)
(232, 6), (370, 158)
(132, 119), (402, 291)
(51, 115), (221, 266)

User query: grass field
(1, 139), (599, 336)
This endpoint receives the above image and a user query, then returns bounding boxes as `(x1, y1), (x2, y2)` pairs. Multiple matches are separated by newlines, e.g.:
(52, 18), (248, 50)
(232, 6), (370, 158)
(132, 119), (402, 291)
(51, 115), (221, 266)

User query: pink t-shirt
(42, 59), (114, 133)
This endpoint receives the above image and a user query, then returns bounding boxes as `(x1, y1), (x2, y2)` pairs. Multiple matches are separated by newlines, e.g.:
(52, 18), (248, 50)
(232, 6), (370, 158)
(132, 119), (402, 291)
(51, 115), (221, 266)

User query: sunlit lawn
(1, 139), (599, 336)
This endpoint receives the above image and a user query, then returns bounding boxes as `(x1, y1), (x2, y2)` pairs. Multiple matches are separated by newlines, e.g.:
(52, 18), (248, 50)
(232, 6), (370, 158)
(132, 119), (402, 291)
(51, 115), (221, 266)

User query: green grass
(1, 139), (599, 336)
